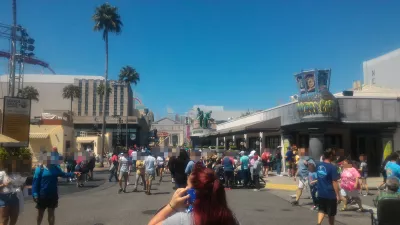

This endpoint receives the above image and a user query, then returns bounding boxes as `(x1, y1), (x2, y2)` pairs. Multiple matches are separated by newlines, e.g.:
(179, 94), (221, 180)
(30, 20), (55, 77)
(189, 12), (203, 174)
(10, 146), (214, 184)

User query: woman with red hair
(148, 162), (239, 225)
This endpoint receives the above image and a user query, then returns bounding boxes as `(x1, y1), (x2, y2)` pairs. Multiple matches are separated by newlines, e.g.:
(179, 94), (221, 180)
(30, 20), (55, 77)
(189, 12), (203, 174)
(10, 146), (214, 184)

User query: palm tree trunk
(100, 32), (109, 167)
(70, 97), (73, 120)
(125, 82), (128, 150)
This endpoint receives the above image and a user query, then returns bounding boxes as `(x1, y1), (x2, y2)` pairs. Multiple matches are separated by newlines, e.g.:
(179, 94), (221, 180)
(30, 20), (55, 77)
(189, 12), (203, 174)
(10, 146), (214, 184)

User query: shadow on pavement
(153, 192), (170, 195)
(142, 209), (158, 215)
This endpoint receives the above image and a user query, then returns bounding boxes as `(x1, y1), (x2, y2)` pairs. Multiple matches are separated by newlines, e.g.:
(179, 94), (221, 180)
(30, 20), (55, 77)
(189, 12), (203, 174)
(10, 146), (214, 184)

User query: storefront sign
(192, 130), (204, 134)
(2, 97), (31, 147)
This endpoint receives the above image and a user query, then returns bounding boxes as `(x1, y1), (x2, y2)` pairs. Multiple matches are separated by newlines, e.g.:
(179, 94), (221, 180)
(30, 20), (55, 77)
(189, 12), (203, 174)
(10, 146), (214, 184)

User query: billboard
(2, 97), (31, 147)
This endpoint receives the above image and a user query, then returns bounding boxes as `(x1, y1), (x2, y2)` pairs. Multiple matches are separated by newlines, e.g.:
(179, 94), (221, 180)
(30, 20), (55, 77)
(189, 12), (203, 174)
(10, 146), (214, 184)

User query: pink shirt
(340, 167), (360, 191)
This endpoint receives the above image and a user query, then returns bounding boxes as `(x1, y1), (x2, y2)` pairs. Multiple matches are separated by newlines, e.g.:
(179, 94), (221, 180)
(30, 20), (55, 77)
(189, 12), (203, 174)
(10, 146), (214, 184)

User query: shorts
(318, 197), (337, 217)
(298, 178), (307, 189)
(340, 189), (359, 198)
(224, 171), (234, 180)
(361, 172), (368, 179)
(118, 171), (129, 180)
(286, 161), (293, 169)
(262, 161), (269, 167)
(145, 173), (155, 181)
(0, 193), (19, 208)
(157, 164), (164, 169)
(36, 196), (59, 209)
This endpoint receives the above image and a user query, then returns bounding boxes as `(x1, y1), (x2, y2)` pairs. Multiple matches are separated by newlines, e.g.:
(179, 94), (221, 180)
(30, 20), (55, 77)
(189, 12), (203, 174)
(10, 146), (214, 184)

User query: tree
(96, 82), (112, 97)
(119, 66), (140, 86)
(62, 84), (81, 117)
(19, 86), (39, 102)
(93, 3), (123, 166)
(118, 66), (140, 149)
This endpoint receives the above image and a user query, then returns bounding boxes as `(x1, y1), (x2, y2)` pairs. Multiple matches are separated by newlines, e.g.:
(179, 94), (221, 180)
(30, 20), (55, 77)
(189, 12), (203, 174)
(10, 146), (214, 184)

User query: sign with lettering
(2, 97), (31, 147)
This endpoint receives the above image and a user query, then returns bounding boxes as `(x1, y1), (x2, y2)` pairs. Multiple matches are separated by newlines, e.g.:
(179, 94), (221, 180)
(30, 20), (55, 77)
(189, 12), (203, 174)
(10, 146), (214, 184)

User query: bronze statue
(203, 111), (212, 129)
(197, 107), (204, 128)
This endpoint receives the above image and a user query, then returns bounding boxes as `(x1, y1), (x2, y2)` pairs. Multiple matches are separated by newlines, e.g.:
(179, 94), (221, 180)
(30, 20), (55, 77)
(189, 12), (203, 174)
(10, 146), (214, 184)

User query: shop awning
(217, 117), (281, 135)
(76, 138), (95, 144)
(29, 133), (50, 139)
(0, 134), (19, 143)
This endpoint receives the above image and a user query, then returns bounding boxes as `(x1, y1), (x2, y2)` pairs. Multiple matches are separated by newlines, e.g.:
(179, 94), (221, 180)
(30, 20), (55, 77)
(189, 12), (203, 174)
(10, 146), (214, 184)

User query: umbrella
(0, 134), (19, 143)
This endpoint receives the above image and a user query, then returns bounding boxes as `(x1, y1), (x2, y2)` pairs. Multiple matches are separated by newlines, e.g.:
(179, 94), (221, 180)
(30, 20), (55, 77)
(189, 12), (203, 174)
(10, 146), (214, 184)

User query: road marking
(265, 183), (297, 191)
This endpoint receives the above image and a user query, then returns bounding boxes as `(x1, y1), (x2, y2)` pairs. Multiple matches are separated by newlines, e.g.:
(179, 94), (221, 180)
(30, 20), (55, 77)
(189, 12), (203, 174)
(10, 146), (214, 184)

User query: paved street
(17, 172), (373, 225)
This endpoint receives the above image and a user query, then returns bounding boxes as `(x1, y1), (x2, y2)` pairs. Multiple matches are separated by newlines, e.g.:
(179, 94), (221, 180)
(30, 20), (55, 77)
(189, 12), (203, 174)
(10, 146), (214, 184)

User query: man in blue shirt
(316, 149), (340, 225)
(33, 151), (76, 225)
(222, 154), (235, 189)
(385, 152), (400, 192)
(292, 151), (315, 206)
(240, 152), (250, 188)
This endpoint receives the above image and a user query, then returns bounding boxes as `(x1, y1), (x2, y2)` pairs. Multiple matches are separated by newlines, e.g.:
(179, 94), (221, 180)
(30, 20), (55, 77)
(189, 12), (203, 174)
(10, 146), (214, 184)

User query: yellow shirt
(136, 160), (145, 175)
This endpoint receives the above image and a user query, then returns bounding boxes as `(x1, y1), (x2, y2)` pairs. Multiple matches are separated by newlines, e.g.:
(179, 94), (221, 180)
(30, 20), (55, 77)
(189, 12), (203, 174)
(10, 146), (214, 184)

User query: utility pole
(9, 0), (17, 97)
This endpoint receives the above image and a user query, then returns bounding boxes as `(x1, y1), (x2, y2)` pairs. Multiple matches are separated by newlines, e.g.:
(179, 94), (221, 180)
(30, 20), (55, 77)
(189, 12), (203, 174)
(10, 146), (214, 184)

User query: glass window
(265, 136), (281, 149)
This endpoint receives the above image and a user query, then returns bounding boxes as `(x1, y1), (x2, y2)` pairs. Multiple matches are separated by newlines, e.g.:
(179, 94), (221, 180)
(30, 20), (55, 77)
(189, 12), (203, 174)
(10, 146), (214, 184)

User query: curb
(265, 183), (297, 191)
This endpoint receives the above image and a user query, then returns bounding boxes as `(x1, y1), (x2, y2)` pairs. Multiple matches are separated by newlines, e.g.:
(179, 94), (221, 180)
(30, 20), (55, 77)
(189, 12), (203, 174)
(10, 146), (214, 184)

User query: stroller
(371, 195), (400, 225)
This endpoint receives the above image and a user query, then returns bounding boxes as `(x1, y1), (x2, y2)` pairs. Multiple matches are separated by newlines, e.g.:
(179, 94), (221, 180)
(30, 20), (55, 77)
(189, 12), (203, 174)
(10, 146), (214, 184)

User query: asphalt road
(17, 173), (371, 225)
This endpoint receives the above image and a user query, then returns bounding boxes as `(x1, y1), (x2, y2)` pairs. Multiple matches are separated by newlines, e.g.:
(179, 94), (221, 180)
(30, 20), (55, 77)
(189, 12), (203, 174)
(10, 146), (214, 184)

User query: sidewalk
(264, 172), (380, 224)
(265, 172), (383, 191)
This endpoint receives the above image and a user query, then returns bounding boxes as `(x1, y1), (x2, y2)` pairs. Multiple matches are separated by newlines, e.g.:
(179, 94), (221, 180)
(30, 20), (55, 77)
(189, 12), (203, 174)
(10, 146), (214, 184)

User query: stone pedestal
(309, 133), (324, 162)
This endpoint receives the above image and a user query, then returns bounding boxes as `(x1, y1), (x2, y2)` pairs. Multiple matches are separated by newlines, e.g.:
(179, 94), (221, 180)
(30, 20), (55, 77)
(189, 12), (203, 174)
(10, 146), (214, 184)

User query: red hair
(190, 162), (238, 225)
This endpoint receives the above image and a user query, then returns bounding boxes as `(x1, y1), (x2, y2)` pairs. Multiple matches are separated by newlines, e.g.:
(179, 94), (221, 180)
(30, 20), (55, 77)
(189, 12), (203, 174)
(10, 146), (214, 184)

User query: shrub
(0, 147), (9, 160)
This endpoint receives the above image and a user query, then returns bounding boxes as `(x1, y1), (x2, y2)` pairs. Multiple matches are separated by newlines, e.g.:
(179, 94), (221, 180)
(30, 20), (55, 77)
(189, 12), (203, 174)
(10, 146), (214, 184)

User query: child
(308, 163), (318, 211)
(340, 159), (363, 211)
(358, 154), (369, 196)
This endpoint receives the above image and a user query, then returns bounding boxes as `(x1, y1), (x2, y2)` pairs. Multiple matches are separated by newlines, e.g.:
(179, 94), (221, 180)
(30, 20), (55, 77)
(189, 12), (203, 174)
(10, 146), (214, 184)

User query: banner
(2, 97), (31, 147)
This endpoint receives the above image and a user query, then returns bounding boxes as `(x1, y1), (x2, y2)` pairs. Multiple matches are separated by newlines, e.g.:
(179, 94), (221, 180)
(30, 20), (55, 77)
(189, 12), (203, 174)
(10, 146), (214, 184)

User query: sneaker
(291, 200), (299, 206)
(118, 188), (123, 194)
(127, 182), (130, 186)
(253, 189), (260, 192)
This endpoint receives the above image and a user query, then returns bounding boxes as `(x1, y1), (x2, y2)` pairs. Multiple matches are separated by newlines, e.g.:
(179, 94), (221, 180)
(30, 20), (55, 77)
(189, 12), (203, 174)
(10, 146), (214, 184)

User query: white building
(363, 48), (400, 89)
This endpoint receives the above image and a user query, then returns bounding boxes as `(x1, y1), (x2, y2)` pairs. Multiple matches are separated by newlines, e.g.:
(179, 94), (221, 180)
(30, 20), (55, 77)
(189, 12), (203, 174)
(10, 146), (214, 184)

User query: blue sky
(1, 0), (400, 119)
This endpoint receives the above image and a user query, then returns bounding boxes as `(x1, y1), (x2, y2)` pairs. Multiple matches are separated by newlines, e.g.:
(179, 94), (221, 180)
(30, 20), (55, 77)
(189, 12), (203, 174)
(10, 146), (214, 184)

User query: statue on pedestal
(202, 111), (212, 129)
(196, 108), (204, 128)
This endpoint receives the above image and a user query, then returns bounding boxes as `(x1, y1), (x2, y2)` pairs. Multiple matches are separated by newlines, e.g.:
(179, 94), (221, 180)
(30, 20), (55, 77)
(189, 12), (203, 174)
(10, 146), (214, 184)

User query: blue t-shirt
(185, 161), (195, 175)
(286, 150), (293, 162)
(222, 157), (234, 172)
(32, 165), (74, 198)
(297, 157), (315, 178)
(385, 161), (400, 180)
(316, 162), (339, 199)
(240, 156), (249, 170)
(308, 172), (318, 187)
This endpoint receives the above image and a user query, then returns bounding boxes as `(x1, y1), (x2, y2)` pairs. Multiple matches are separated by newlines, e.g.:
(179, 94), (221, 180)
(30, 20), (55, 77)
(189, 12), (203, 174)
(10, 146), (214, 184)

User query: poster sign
(2, 97), (31, 147)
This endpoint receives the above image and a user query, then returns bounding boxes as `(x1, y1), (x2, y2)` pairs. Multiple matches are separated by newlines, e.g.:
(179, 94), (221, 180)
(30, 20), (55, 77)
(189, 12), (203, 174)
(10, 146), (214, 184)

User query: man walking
(292, 149), (315, 205)
(144, 152), (156, 195)
(117, 151), (131, 193)
(316, 149), (340, 225)
(222, 154), (235, 189)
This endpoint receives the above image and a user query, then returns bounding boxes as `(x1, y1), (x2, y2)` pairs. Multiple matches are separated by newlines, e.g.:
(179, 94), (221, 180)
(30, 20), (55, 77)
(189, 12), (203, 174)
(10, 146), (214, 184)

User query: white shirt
(157, 156), (164, 165)
(119, 157), (130, 173)
(131, 151), (137, 161)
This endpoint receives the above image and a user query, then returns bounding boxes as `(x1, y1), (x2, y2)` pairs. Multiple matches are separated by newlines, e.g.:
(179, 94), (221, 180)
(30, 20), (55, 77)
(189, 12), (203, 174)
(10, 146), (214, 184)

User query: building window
(78, 80), (82, 116)
(324, 135), (342, 149)
(265, 136), (281, 149)
(84, 80), (89, 116)
(120, 86), (124, 116)
(93, 81), (97, 116)
(114, 85), (118, 116)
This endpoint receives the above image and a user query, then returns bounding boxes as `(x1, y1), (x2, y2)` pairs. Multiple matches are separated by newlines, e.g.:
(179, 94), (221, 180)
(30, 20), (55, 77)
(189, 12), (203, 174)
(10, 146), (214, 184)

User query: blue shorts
(0, 193), (19, 208)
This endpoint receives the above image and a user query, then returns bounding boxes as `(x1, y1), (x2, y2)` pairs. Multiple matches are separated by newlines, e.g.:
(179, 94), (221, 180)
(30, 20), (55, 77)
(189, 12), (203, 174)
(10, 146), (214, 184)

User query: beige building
(29, 119), (74, 164)
(151, 118), (185, 147)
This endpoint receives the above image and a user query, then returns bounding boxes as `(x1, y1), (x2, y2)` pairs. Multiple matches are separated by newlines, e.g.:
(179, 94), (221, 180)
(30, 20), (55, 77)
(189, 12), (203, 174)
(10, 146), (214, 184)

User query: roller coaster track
(0, 50), (56, 74)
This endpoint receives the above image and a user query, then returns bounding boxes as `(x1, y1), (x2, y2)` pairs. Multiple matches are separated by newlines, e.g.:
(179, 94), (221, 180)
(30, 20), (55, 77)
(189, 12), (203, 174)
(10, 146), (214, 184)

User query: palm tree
(118, 66), (140, 149)
(96, 82), (112, 97)
(19, 86), (39, 102)
(62, 84), (81, 118)
(93, 3), (123, 166)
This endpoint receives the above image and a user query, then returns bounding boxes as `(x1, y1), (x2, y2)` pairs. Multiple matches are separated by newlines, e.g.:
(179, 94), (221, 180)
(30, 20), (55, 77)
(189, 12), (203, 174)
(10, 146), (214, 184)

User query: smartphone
(187, 188), (196, 204)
